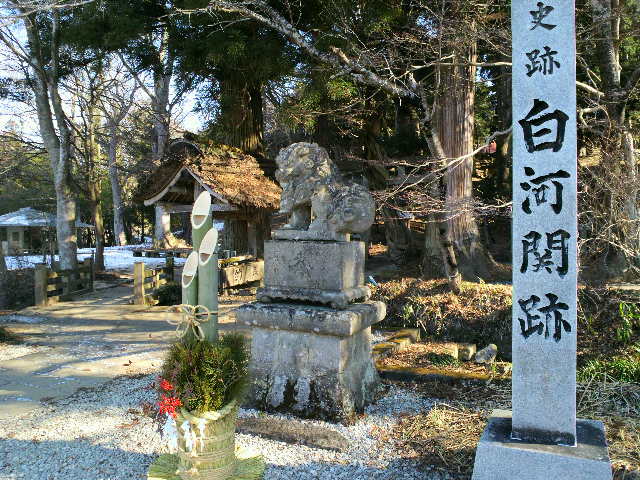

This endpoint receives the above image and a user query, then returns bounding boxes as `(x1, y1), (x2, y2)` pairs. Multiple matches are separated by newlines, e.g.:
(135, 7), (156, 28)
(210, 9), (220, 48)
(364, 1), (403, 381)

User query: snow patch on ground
(3, 315), (45, 324)
(5, 244), (186, 272)
(0, 344), (51, 362)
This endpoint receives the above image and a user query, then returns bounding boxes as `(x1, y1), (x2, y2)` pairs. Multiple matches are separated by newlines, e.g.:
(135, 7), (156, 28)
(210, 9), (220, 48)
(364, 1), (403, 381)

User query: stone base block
(257, 285), (370, 309)
(272, 228), (349, 242)
(261, 240), (366, 306)
(472, 410), (612, 480)
(236, 301), (385, 336)
(238, 301), (385, 423)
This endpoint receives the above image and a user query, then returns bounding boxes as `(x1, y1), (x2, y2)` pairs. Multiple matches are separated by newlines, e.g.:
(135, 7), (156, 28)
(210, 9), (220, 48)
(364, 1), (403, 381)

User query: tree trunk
(314, 114), (335, 150)
(219, 77), (265, 157)
(139, 207), (145, 244)
(623, 127), (638, 223)
(363, 97), (391, 188)
(89, 184), (106, 271)
(22, 10), (77, 271)
(151, 26), (173, 164)
(433, 45), (497, 282)
(154, 203), (176, 248)
(217, 76), (266, 256)
(152, 71), (171, 163)
(394, 98), (421, 155)
(589, 0), (638, 277)
(0, 243), (7, 309)
(421, 185), (446, 278)
(382, 206), (414, 264)
(86, 99), (105, 271)
(108, 122), (128, 246)
(53, 182), (78, 270)
(492, 58), (513, 197)
(436, 213), (462, 294)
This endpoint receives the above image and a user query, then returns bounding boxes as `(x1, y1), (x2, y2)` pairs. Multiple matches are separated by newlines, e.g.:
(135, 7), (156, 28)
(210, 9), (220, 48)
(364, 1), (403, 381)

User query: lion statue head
(274, 142), (375, 237)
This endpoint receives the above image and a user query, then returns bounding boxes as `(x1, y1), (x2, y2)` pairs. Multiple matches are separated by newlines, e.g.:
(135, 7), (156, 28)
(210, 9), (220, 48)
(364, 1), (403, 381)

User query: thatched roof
(137, 140), (281, 210)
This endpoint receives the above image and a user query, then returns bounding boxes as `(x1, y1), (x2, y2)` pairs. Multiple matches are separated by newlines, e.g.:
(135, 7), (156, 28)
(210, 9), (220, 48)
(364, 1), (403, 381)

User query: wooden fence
(132, 256), (264, 305)
(220, 259), (264, 289)
(132, 247), (192, 259)
(34, 258), (94, 306)
(133, 258), (174, 305)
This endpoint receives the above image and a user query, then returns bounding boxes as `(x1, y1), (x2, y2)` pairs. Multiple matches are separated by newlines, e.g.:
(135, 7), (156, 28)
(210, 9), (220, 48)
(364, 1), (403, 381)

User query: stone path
(0, 285), (249, 420)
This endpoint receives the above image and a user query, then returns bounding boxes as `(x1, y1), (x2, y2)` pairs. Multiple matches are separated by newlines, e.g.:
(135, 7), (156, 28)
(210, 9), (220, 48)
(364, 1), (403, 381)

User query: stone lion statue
(274, 143), (375, 239)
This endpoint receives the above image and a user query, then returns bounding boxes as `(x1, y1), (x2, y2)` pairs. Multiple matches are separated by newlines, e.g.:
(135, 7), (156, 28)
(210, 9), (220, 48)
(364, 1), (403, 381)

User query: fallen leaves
(116, 418), (140, 429)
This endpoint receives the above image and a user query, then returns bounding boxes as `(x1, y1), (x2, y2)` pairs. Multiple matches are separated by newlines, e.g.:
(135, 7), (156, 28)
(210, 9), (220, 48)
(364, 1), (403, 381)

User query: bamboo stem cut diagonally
(191, 192), (212, 252)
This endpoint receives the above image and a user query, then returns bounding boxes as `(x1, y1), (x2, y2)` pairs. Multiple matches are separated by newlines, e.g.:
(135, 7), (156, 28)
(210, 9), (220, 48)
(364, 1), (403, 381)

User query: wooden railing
(133, 258), (174, 305)
(34, 258), (94, 306)
(220, 259), (264, 289)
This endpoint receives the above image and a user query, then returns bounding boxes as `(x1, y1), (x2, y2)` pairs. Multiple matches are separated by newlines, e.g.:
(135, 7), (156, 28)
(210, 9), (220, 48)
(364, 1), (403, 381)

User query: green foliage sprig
(578, 357), (640, 383)
(618, 302), (640, 344)
(155, 282), (181, 306)
(160, 334), (249, 414)
(0, 326), (21, 344)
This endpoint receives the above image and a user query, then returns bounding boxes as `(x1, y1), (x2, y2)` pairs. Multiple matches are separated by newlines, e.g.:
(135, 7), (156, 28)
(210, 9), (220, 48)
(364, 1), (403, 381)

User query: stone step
(372, 328), (420, 361)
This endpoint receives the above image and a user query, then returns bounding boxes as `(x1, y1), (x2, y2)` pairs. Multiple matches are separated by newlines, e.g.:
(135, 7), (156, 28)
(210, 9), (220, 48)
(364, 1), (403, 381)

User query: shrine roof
(136, 140), (281, 210)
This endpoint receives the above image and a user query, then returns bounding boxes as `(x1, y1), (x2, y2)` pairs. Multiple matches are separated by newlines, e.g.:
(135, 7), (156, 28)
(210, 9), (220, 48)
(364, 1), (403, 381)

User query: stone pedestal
(257, 239), (370, 308)
(472, 410), (612, 480)
(236, 301), (385, 423)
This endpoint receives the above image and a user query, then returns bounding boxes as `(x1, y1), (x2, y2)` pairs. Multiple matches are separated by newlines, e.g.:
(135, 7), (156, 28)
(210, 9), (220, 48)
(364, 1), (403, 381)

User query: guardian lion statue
(274, 142), (375, 240)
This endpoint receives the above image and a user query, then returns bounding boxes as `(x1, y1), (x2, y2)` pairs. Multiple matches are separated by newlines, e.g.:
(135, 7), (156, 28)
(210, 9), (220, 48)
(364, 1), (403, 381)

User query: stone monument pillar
(236, 142), (385, 423)
(471, 2), (612, 479)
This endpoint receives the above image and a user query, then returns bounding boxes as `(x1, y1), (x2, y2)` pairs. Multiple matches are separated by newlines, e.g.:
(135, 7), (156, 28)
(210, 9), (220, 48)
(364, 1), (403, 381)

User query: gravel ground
(0, 373), (449, 480)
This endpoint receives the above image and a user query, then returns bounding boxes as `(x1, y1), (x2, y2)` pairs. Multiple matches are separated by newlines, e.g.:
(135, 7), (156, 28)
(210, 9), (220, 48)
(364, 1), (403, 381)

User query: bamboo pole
(181, 251), (199, 306)
(180, 251), (200, 344)
(198, 228), (219, 342)
(191, 192), (212, 253)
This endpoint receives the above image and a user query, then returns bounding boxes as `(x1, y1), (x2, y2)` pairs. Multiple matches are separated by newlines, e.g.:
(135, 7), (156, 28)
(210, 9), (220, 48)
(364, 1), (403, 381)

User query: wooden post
(155, 267), (162, 290)
(166, 257), (175, 282)
(61, 268), (71, 298)
(34, 264), (48, 307)
(49, 270), (59, 304)
(81, 257), (94, 291)
(88, 256), (94, 291)
(134, 261), (145, 305)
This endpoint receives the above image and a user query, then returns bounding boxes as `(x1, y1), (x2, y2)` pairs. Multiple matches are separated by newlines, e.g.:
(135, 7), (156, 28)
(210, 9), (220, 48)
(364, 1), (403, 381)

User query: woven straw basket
(175, 401), (238, 480)
(147, 400), (265, 480)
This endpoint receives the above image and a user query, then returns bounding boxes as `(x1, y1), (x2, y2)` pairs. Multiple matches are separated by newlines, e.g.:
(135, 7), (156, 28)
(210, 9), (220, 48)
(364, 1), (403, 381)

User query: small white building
(0, 207), (93, 255)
